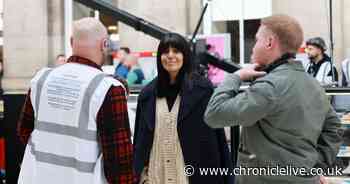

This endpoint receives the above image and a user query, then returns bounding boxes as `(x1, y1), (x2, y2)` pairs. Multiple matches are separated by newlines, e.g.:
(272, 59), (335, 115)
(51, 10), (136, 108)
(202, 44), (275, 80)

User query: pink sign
(206, 36), (226, 59)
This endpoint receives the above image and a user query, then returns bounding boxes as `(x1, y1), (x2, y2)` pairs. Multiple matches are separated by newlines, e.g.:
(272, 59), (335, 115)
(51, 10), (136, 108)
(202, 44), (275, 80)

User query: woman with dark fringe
(133, 32), (234, 184)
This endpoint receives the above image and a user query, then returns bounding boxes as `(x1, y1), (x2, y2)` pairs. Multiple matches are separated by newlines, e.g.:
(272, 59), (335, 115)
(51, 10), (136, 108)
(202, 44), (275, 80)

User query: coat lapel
(139, 76), (210, 129)
(143, 95), (156, 130)
(178, 77), (208, 123)
(138, 80), (157, 130)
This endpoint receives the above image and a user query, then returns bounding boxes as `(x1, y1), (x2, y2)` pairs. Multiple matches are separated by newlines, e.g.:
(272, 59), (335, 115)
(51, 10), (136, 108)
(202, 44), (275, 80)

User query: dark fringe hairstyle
(156, 33), (193, 97)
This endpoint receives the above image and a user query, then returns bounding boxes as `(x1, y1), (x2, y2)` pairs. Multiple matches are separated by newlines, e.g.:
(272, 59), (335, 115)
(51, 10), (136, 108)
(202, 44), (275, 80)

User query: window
(227, 19), (260, 64)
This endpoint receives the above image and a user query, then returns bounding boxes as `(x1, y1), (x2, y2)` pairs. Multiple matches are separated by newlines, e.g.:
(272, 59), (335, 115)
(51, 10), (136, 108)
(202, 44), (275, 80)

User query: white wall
(273, 0), (345, 66)
(212, 0), (272, 21)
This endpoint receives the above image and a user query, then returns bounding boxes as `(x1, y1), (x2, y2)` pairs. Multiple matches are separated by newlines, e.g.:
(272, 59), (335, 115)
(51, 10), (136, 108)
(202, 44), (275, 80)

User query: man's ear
(266, 36), (275, 50)
(101, 39), (108, 51)
(267, 37), (272, 48)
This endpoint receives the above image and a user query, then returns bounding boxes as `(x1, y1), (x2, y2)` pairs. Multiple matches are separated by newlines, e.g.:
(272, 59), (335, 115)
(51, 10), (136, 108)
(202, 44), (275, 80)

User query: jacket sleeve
(204, 74), (277, 128)
(323, 63), (338, 85)
(315, 106), (342, 168)
(133, 98), (142, 145)
(97, 86), (134, 184)
(342, 70), (348, 87)
(17, 90), (35, 145)
(132, 97), (144, 183)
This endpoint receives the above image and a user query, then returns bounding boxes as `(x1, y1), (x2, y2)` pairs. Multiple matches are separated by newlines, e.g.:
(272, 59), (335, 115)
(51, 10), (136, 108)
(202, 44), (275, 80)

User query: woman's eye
(172, 49), (179, 54)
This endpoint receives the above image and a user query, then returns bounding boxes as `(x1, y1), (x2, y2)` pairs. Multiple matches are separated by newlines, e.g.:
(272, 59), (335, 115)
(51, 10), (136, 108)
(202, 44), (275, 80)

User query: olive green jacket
(205, 60), (342, 184)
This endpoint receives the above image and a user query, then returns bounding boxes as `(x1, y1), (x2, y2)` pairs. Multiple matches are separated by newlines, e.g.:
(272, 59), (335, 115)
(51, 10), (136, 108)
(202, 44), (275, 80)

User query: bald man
(17, 18), (134, 184)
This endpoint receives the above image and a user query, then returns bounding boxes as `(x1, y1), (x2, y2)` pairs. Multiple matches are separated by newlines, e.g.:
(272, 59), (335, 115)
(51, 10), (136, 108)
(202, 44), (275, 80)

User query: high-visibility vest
(18, 63), (125, 184)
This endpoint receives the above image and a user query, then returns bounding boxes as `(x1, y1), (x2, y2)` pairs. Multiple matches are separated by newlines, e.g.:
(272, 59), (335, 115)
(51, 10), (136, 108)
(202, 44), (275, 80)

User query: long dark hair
(156, 33), (193, 97)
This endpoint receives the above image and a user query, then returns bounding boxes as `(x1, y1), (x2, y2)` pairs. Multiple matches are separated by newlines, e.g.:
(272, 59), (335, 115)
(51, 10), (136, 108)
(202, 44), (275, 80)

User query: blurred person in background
(124, 55), (145, 85)
(305, 37), (338, 86)
(114, 47), (131, 78)
(118, 47), (130, 61)
(54, 54), (66, 66)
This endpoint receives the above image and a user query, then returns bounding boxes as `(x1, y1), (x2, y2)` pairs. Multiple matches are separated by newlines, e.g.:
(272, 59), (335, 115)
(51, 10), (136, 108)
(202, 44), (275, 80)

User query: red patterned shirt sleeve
(96, 86), (134, 184)
(17, 90), (35, 145)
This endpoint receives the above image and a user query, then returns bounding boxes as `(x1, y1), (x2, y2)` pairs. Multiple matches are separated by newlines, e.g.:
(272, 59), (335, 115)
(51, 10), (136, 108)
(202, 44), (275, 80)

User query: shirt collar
(67, 56), (102, 71)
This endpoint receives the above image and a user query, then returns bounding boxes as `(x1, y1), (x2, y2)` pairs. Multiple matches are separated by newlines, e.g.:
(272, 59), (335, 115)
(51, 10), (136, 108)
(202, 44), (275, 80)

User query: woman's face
(161, 47), (184, 77)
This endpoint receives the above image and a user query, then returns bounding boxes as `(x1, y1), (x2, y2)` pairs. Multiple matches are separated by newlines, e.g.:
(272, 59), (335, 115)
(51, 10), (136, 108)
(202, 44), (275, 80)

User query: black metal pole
(74, 0), (170, 40)
(329, 0), (336, 84)
(190, 2), (209, 44)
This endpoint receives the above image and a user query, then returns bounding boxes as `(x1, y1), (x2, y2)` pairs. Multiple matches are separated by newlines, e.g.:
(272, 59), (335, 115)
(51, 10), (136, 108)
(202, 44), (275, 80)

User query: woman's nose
(167, 51), (175, 58)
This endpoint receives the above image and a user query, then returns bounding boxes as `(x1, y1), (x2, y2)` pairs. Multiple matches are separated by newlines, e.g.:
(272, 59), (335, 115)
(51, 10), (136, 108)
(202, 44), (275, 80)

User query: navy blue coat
(133, 74), (234, 184)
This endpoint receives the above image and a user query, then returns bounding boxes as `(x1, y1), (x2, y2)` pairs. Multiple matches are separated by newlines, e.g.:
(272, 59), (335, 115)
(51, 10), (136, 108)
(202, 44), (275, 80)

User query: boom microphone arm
(74, 0), (241, 73)
(74, 0), (170, 40)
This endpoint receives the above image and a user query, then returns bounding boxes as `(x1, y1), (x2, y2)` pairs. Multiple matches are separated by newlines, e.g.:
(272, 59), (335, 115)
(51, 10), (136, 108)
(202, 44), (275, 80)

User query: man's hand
(234, 63), (267, 81)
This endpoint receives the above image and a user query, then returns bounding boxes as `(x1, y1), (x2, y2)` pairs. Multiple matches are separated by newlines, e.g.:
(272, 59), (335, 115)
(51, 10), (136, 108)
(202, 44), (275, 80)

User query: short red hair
(261, 14), (304, 53)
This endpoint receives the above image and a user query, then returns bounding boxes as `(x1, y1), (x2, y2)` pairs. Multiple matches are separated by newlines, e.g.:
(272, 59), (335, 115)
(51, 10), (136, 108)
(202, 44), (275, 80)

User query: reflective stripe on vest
(28, 138), (95, 173)
(31, 71), (106, 173)
(35, 69), (53, 114)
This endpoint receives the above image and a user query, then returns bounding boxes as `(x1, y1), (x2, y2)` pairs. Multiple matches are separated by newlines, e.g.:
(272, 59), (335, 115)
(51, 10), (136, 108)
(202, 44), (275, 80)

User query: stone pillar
(343, 0), (350, 59)
(332, 0), (344, 65)
(48, 1), (65, 67)
(3, 0), (64, 93)
(3, 0), (48, 93)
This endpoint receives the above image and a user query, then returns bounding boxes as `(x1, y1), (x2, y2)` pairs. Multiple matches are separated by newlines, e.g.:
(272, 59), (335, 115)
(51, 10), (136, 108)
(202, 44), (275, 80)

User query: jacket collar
(67, 56), (102, 71)
(271, 59), (305, 73)
(138, 74), (211, 130)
